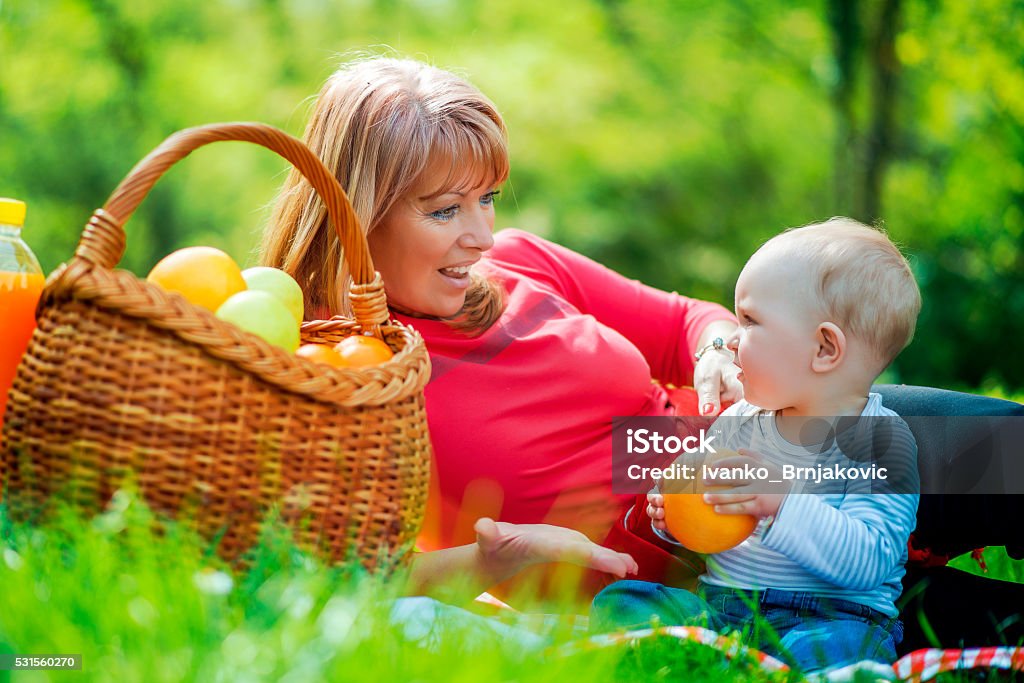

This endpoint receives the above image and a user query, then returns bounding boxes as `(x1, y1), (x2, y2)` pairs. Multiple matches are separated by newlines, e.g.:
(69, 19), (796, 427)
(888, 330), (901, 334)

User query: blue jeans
(590, 580), (903, 673)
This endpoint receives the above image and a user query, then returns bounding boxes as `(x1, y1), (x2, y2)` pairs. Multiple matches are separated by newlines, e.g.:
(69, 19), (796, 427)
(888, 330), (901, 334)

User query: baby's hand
(702, 448), (789, 520)
(646, 491), (668, 531)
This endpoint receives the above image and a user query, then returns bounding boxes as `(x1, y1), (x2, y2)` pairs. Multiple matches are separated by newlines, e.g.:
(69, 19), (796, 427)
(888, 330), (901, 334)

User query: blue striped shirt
(682, 394), (919, 617)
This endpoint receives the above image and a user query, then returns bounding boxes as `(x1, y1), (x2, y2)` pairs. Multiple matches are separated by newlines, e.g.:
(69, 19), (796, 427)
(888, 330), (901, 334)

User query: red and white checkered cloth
(561, 626), (1024, 682)
(892, 646), (1024, 682)
(475, 593), (1024, 681)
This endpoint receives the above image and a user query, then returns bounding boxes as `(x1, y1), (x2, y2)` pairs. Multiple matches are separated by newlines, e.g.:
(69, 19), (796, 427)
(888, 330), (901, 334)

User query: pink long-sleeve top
(395, 229), (735, 552)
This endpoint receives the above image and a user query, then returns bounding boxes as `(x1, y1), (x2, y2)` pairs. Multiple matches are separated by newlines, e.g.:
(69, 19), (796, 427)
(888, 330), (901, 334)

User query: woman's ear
(812, 322), (846, 373)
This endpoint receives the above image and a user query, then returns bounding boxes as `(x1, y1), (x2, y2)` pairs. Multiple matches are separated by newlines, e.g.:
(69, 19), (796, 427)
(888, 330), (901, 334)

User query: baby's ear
(811, 322), (845, 372)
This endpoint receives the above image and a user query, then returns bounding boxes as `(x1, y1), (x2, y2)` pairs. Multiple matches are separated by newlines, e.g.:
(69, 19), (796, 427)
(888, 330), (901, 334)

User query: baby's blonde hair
(263, 56), (509, 332)
(762, 217), (921, 368)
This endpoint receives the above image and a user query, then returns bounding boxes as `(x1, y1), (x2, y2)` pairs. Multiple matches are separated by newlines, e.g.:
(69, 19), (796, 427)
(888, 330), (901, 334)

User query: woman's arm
(406, 518), (638, 605)
(489, 230), (738, 406)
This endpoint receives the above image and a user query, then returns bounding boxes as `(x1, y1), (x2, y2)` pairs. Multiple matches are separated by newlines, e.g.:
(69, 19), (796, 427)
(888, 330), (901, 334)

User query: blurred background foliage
(0, 0), (1021, 394)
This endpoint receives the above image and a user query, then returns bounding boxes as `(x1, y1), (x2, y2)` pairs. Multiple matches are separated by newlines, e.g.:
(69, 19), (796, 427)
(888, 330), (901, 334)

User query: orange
(333, 335), (394, 368)
(146, 246), (247, 313)
(662, 449), (758, 554)
(296, 343), (348, 368)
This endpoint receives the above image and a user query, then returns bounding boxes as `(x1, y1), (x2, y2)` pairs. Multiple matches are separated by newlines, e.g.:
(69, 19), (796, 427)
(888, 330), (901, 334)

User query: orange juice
(0, 271), (44, 423)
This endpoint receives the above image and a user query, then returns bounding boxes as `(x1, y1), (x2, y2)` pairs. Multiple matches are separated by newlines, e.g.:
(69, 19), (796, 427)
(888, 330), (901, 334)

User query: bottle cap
(0, 198), (27, 227)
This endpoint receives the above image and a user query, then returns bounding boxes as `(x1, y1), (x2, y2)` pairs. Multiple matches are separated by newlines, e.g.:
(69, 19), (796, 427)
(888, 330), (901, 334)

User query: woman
(262, 56), (741, 603)
(264, 57), (1024, 648)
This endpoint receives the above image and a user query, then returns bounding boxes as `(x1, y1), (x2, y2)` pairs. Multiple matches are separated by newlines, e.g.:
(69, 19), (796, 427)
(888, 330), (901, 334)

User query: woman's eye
(480, 190), (500, 207)
(430, 205), (459, 222)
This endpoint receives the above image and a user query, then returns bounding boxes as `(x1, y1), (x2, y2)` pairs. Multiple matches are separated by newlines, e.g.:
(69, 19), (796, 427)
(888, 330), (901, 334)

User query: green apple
(215, 290), (300, 353)
(241, 266), (304, 325)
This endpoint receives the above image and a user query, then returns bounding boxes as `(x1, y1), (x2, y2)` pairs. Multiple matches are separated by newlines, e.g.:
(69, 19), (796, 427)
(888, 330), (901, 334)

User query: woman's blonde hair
(263, 56), (509, 333)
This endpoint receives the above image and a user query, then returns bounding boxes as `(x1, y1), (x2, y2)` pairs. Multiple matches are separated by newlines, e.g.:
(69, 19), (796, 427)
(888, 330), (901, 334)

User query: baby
(592, 217), (922, 674)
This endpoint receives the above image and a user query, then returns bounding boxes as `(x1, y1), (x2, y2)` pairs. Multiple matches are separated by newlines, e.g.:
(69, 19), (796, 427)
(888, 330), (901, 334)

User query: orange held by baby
(661, 448), (758, 554)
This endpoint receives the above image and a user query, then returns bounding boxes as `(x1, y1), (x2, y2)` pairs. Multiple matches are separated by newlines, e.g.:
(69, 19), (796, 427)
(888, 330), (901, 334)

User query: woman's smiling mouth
(439, 264), (472, 278)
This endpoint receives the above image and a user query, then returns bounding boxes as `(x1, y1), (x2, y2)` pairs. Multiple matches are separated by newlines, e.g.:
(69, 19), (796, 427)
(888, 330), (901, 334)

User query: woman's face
(368, 167), (500, 318)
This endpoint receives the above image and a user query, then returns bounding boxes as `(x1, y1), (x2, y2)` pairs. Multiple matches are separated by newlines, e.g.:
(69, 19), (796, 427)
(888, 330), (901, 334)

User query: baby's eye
(480, 190), (500, 207)
(430, 205), (459, 222)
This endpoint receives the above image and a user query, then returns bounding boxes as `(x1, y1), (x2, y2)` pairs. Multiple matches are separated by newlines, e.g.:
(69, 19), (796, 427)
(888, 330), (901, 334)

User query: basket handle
(72, 122), (385, 325)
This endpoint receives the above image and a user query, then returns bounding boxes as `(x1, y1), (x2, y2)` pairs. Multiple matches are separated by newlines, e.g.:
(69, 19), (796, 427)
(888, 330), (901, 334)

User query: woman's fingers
(695, 375), (722, 417)
(477, 519), (640, 578)
(473, 516), (500, 540)
(646, 503), (665, 520)
(581, 545), (639, 578)
(538, 526), (638, 577)
(695, 351), (741, 416)
(720, 363), (744, 403)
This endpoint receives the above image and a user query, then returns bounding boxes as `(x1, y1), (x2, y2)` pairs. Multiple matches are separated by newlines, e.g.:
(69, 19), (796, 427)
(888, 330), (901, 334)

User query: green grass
(949, 546), (1024, 582)
(1, 490), (1021, 682)
(0, 491), (794, 683)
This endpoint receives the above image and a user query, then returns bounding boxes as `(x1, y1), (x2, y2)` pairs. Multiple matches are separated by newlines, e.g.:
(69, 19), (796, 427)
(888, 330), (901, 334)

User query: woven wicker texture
(0, 123), (432, 571)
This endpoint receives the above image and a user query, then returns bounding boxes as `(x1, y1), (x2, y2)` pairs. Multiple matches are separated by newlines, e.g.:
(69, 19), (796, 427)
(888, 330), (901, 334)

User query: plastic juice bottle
(0, 198), (44, 427)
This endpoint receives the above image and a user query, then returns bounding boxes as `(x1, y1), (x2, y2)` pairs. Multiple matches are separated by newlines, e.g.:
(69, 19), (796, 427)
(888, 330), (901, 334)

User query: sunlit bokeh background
(1, 0), (1021, 394)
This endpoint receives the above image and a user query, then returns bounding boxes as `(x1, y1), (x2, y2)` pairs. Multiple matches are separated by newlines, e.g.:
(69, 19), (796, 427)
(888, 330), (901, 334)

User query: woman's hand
(693, 322), (743, 416)
(474, 518), (638, 579)
(407, 519), (637, 603)
(694, 351), (743, 417)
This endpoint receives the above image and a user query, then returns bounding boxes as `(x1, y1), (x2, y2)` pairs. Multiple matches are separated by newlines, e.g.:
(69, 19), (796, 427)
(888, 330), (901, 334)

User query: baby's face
(726, 249), (823, 411)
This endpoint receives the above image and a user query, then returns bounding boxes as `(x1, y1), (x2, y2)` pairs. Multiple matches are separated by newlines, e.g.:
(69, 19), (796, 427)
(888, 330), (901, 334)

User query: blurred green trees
(0, 0), (1020, 392)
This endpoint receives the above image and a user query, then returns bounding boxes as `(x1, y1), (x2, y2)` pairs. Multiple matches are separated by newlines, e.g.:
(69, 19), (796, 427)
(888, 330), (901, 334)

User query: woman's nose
(726, 330), (740, 352)
(459, 209), (495, 251)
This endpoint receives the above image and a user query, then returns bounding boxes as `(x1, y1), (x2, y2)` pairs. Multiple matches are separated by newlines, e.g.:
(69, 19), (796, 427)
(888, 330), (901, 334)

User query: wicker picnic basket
(0, 123), (432, 572)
